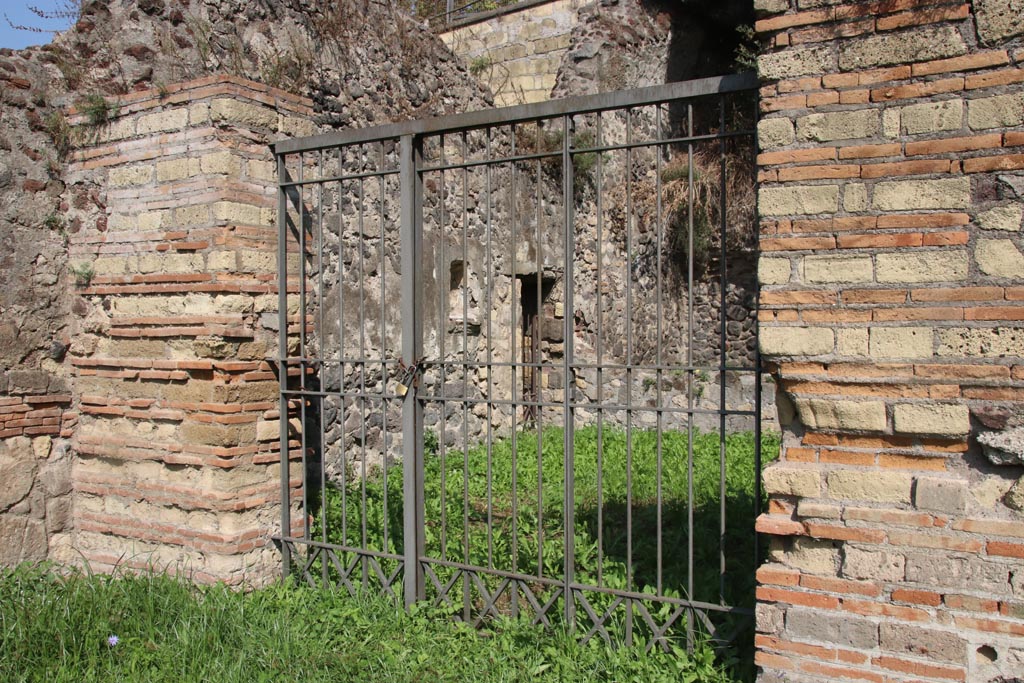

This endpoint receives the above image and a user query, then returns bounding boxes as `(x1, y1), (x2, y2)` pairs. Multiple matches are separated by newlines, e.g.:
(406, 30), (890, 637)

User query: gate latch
(395, 357), (424, 397)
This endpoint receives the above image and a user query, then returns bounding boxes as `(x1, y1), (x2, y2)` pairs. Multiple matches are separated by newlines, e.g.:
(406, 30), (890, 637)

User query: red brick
(911, 286), (1004, 302)
(842, 599), (931, 622)
(756, 635), (836, 661)
(877, 212), (969, 228)
(892, 588), (942, 607)
(801, 660), (884, 683)
(887, 530), (982, 553)
(856, 65), (914, 85)
(801, 309), (873, 323)
(873, 306), (963, 321)
(756, 515), (807, 536)
(787, 446), (817, 462)
(912, 50), (1010, 77)
(964, 153), (1024, 173)
(965, 305), (1024, 321)
(792, 217), (836, 232)
(837, 233), (922, 249)
(819, 449), (875, 465)
(804, 523), (887, 545)
(966, 67), (1024, 89)
(922, 230), (969, 246)
(842, 288), (907, 304)
(778, 164), (860, 181)
(873, 656), (965, 681)
(791, 19), (875, 46)
(861, 159), (952, 178)
(758, 147), (837, 166)
(756, 9), (835, 32)
(839, 89), (872, 104)
(1006, 131), (1024, 147)
(756, 566), (802, 586)
(876, 4), (969, 31)
(987, 541), (1024, 558)
(955, 615), (1024, 636)
(754, 651), (796, 671)
(914, 363), (1010, 380)
(839, 143), (902, 159)
(878, 454), (948, 471)
(844, 507), (935, 527)
(871, 77), (964, 102)
(757, 586), (841, 610)
(761, 290), (837, 305)
(945, 593), (999, 613)
(761, 94), (807, 112)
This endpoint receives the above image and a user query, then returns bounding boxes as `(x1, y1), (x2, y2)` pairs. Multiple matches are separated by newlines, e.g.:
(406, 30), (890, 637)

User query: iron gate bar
(273, 74), (763, 650)
(271, 73), (757, 155)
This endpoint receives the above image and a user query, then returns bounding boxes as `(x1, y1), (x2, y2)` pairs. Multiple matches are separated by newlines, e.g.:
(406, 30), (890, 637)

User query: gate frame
(272, 70), (762, 637)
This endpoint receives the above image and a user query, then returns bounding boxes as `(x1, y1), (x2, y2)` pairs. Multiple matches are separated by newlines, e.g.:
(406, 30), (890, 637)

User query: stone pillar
(755, 2), (1024, 682)
(63, 76), (314, 585)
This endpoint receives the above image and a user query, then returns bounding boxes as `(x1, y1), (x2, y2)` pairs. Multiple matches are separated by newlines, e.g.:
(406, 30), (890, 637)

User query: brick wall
(754, 1), (1024, 682)
(60, 76), (314, 585)
(439, 0), (582, 105)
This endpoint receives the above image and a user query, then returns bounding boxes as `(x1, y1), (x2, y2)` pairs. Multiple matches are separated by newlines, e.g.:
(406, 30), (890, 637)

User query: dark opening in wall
(517, 273), (557, 423)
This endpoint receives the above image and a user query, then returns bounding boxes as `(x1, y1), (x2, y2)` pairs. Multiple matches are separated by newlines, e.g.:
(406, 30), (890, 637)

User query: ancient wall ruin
(440, 0), (583, 105)
(754, 1), (1024, 681)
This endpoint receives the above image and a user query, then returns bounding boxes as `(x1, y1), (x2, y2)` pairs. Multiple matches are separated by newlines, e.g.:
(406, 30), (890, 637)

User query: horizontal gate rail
(272, 72), (757, 154)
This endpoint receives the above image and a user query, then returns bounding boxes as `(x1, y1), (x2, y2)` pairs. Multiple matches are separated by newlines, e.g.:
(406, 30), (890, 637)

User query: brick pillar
(63, 76), (314, 585)
(754, 2), (1024, 682)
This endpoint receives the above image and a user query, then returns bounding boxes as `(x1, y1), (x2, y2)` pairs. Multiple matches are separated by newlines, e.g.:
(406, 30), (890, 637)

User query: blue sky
(1, 1), (76, 50)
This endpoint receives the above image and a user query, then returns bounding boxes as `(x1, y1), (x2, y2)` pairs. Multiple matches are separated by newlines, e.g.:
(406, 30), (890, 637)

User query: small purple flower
(107, 635), (119, 647)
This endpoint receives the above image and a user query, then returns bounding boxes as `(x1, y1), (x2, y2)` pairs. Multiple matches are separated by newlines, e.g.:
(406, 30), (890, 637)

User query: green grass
(312, 427), (779, 679)
(0, 564), (737, 682)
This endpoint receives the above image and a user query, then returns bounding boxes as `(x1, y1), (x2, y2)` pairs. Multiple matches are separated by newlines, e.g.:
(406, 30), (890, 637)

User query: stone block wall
(60, 76), (314, 585)
(754, 1), (1024, 682)
(439, 0), (582, 105)
(0, 377), (74, 566)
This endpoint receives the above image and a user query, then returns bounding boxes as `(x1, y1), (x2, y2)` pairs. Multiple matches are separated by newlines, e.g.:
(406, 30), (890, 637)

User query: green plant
(0, 563), (738, 682)
(70, 262), (93, 286)
(733, 25), (759, 73)
(44, 109), (72, 158)
(468, 55), (491, 77)
(78, 93), (118, 127)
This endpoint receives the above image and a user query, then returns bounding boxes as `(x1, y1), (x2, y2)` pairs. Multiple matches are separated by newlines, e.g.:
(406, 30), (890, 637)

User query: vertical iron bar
(401, 134), (426, 608)
(277, 152), (291, 578)
(299, 154), (309, 545)
(358, 171), (369, 589)
(686, 102), (695, 647)
(338, 153), (348, 554)
(624, 107), (634, 648)
(485, 127), (495, 572)
(461, 131), (471, 623)
(535, 121), (544, 581)
(595, 114), (604, 589)
(562, 114), (576, 628)
(655, 104), (664, 597)
(509, 124), (519, 619)
(718, 97), (728, 604)
(317, 150), (328, 584)
(380, 141), (390, 559)
(438, 134), (448, 574)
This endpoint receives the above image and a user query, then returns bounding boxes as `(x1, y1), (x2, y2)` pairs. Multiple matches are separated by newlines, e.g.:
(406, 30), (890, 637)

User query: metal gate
(273, 73), (764, 650)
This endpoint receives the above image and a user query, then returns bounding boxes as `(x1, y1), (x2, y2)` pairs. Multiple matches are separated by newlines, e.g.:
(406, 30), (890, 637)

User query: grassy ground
(313, 427), (778, 680)
(0, 565), (737, 683)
